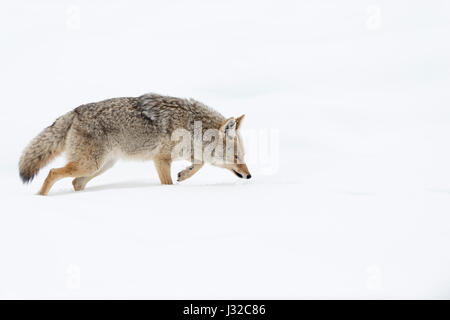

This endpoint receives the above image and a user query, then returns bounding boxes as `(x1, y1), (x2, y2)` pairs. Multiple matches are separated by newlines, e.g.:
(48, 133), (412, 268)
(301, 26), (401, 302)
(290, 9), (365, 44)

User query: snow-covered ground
(1, 0), (450, 299)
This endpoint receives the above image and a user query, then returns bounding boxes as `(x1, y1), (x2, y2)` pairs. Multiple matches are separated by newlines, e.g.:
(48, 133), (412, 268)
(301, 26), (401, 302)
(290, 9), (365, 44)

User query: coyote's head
(208, 115), (251, 180)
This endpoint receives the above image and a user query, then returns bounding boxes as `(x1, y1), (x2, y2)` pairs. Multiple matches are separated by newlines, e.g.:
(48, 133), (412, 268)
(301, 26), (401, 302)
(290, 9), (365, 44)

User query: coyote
(19, 93), (251, 195)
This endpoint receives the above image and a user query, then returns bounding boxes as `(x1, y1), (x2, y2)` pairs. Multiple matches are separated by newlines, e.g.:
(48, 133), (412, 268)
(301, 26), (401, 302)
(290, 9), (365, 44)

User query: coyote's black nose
(246, 174), (251, 179)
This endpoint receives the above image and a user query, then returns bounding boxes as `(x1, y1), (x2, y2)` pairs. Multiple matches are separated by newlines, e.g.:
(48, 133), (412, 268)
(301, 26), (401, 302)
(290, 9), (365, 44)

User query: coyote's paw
(72, 177), (87, 191)
(177, 167), (193, 182)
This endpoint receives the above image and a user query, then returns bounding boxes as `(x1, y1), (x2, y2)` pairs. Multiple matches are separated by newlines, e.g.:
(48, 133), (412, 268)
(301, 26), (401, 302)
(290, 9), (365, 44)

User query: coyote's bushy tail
(19, 111), (75, 183)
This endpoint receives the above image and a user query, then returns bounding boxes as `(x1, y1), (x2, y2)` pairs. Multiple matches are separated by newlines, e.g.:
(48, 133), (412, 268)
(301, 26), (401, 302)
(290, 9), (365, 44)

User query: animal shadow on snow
(47, 179), (247, 196)
(49, 180), (158, 196)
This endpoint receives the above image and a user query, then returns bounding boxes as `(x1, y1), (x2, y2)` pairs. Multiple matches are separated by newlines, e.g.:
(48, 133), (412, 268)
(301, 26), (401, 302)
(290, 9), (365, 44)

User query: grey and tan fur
(19, 93), (251, 195)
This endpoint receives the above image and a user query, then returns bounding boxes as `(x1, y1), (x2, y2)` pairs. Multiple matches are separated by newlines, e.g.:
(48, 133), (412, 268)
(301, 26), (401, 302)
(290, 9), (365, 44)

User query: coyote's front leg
(154, 158), (173, 185)
(177, 163), (204, 182)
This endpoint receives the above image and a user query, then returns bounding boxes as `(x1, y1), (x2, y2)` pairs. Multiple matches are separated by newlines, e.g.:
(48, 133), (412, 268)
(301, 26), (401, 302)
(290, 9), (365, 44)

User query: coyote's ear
(236, 114), (245, 130)
(220, 117), (236, 137)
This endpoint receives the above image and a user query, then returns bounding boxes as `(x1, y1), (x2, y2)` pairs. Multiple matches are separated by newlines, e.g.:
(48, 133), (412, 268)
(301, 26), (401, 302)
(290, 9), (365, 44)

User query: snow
(1, 0), (450, 299)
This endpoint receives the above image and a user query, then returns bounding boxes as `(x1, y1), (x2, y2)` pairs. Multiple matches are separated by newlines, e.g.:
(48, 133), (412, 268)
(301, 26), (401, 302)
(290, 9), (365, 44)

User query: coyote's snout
(19, 93), (251, 195)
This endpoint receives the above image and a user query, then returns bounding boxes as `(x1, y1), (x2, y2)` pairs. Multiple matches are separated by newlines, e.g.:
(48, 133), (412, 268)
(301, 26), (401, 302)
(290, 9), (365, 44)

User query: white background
(1, 0), (450, 299)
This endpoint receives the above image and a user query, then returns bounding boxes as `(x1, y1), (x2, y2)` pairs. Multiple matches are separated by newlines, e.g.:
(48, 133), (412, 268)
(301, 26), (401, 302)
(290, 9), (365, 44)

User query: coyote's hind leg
(72, 160), (116, 191)
(39, 161), (98, 196)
